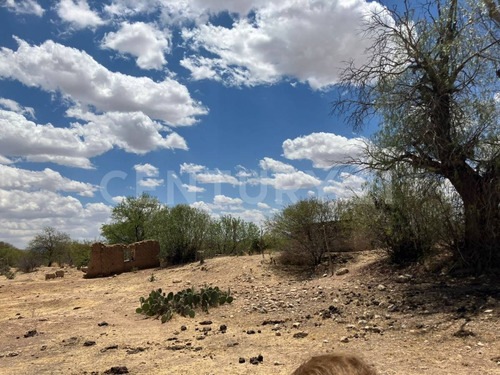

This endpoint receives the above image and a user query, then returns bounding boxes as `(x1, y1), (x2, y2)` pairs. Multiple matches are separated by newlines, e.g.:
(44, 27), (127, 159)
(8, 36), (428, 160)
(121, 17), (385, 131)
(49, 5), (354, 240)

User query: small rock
(453, 329), (475, 338)
(83, 341), (96, 347)
(377, 284), (386, 291)
(239, 357), (245, 364)
(103, 366), (129, 374)
(220, 324), (227, 332)
(172, 279), (182, 283)
(98, 321), (109, 327)
(100, 345), (119, 353)
(166, 345), (186, 351)
(336, 268), (349, 276)
(126, 347), (146, 354)
(274, 361), (282, 366)
(199, 320), (212, 325)
(247, 330), (256, 334)
(292, 322), (300, 328)
(181, 325), (187, 331)
(7, 352), (19, 357)
(293, 332), (308, 339)
(396, 275), (411, 283)
(340, 336), (349, 343)
(24, 330), (37, 338)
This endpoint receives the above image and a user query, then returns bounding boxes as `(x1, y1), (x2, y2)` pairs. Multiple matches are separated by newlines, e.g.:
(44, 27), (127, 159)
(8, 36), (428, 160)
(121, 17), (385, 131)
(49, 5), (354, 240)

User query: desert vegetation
(100, 193), (264, 266)
(136, 285), (233, 323)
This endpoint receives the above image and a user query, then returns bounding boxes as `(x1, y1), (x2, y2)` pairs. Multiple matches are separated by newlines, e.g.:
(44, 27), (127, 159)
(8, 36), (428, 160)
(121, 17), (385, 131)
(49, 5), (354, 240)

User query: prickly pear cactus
(136, 285), (233, 323)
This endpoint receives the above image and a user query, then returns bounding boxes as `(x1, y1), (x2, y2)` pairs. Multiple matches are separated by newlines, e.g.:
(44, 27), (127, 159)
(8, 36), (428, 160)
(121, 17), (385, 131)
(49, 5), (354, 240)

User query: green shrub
(136, 286), (233, 323)
(0, 257), (15, 279)
(365, 170), (463, 264)
(266, 198), (346, 266)
(0, 242), (23, 267)
(17, 251), (43, 273)
(68, 241), (92, 267)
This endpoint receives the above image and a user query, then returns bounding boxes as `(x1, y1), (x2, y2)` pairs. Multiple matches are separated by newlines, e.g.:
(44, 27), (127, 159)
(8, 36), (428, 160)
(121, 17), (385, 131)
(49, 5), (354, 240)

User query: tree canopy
(333, 0), (499, 272)
(27, 227), (71, 267)
(101, 193), (162, 244)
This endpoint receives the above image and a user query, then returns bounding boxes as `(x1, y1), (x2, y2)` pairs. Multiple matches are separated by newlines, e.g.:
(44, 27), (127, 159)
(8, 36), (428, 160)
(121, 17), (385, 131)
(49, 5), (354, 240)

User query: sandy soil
(0, 251), (499, 375)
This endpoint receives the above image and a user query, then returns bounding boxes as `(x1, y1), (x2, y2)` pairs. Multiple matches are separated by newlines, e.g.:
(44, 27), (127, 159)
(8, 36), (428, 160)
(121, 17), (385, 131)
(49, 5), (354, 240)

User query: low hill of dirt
(0, 251), (498, 375)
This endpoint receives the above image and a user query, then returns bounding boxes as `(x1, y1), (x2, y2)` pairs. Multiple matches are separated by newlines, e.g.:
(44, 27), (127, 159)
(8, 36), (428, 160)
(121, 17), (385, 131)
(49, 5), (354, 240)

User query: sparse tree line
(0, 232), (92, 278)
(101, 194), (267, 265)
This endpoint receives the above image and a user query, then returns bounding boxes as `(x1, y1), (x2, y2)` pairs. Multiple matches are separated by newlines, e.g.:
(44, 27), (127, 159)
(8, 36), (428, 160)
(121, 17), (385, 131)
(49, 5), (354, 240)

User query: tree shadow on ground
(359, 256), (500, 319)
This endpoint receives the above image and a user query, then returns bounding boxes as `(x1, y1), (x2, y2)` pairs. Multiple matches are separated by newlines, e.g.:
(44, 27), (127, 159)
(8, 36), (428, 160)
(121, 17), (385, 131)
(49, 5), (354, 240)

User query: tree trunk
(458, 181), (500, 273)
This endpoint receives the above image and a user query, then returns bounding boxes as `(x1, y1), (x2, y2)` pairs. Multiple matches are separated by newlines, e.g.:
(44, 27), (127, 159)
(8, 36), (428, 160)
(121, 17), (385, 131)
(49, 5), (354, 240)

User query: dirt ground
(0, 251), (499, 375)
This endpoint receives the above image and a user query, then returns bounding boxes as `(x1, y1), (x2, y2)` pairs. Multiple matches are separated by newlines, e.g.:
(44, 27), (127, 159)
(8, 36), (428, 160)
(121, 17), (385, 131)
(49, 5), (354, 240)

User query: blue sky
(0, 0), (397, 248)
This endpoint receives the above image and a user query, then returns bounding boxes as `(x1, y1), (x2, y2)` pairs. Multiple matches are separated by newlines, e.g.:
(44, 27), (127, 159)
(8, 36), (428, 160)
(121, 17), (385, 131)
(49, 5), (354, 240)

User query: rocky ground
(0, 250), (499, 375)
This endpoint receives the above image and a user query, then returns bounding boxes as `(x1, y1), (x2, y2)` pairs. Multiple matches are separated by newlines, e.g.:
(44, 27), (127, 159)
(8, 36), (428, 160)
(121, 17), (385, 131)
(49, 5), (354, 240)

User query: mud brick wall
(85, 240), (160, 278)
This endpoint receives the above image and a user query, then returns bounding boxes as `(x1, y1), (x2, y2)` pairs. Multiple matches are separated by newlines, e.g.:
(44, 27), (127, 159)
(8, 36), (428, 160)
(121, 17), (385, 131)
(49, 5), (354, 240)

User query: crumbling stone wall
(85, 240), (160, 278)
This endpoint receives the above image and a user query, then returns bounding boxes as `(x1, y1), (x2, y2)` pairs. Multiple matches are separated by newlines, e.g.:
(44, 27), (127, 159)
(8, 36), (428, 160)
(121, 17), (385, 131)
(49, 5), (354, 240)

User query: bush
(68, 241), (92, 267)
(0, 257), (15, 279)
(148, 205), (211, 265)
(205, 216), (261, 257)
(266, 198), (346, 266)
(17, 251), (43, 273)
(136, 286), (233, 323)
(0, 242), (23, 267)
(365, 170), (463, 264)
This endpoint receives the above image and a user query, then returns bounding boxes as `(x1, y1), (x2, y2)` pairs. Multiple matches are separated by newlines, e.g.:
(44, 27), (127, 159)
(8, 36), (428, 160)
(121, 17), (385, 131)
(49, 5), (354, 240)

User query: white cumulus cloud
(260, 170), (322, 190)
(182, 184), (205, 193)
(0, 109), (187, 169)
(323, 172), (366, 198)
(195, 171), (240, 185)
(214, 194), (243, 206)
(0, 38), (207, 126)
(189, 201), (212, 214)
(0, 97), (35, 118)
(0, 189), (111, 248)
(0, 164), (97, 197)
(56, 0), (105, 29)
(138, 178), (164, 187)
(259, 157), (296, 173)
(257, 202), (270, 209)
(181, 0), (387, 89)
(111, 195), (126, 204)
(102, 22), (170, 70)
(133, 163), (159, 176)
(1, 0), (44, 16)
(180, 162), (206, 174)
(283, 132), (365, 169)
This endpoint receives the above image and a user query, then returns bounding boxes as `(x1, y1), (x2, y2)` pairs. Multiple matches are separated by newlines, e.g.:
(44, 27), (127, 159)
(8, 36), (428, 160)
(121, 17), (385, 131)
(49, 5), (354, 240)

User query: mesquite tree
(333, 0), (499, 272)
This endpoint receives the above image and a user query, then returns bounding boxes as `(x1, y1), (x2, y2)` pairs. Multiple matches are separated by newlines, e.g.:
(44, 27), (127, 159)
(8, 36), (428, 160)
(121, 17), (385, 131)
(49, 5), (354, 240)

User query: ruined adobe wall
(85, 240), (160, 278)
(127, 240), (160, 270)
